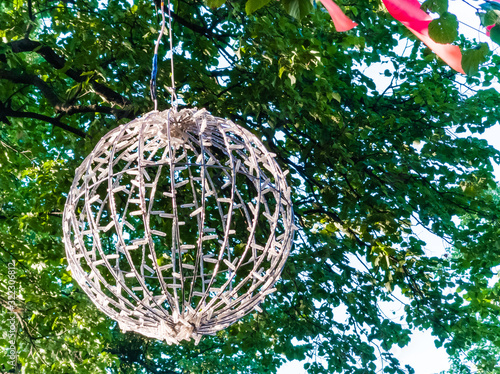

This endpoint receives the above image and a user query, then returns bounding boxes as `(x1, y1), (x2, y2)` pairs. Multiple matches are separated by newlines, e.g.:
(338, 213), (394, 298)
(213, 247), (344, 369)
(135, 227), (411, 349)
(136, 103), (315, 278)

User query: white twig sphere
(63, 108), (295, 345)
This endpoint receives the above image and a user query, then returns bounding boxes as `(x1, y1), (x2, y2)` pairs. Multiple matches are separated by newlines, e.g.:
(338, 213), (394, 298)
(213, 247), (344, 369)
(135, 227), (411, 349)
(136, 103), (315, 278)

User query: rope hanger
(150, 0), (177, 111)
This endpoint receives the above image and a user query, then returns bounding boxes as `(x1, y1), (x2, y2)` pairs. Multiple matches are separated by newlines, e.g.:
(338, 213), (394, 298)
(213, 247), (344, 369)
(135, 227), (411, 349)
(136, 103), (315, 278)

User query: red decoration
(381, 0), (464, 74)
(486, 24), (495, 36)
(318, 0), (357, 32)
(313, 0), (464, 73)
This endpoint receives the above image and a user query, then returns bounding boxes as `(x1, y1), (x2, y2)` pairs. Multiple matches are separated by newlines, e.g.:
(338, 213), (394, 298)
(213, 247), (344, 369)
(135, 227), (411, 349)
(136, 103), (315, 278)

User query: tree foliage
(1, 0), (500, 373)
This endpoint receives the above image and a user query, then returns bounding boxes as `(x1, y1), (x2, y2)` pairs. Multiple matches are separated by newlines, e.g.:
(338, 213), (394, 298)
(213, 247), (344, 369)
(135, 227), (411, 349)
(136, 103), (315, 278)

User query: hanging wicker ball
(62, 108), (295, 345)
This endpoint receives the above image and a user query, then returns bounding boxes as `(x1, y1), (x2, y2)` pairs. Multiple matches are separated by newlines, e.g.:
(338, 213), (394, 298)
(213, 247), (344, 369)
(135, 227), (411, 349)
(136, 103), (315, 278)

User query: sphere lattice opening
(63, 108), (294, 344)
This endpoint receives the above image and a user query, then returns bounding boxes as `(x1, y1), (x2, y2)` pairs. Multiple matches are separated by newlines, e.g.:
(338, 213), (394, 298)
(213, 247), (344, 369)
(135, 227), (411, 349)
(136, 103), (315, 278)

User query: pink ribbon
(314, 0), (463, 73)
(317, 0), (357, 32)
(486, 24), (495, 36)
(381, 0), (464, 74)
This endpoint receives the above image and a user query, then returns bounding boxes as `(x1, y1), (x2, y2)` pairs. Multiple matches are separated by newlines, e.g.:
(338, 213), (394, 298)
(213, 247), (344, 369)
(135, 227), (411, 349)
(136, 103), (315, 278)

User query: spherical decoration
(63, 108), (295, 345)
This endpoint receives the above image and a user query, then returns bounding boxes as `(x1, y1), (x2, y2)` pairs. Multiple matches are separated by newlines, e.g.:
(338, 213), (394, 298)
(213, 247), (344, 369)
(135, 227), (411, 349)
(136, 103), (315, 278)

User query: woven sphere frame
(63, 108), (295, 345)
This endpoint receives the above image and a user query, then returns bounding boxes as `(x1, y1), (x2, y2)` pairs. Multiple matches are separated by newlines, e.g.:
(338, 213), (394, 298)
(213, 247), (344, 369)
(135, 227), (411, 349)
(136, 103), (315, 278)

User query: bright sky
(277, 1), (500, 373)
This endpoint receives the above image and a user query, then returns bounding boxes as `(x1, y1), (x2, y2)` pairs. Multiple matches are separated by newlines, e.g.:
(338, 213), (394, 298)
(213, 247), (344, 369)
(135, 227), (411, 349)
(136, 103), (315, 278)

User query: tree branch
(0, 68), (62, 108)
(7, 38), (131, 108)
(57, 103), (133, 119)
(0, 68), (134, 120)
(0, 102), (86, 138)
(171, 11), (231, 41)
(25, 0), (35, 37)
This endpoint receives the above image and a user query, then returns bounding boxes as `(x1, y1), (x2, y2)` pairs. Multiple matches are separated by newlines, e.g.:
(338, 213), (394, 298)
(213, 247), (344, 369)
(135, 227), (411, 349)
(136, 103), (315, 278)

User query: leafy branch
(4, 38), (132, 108)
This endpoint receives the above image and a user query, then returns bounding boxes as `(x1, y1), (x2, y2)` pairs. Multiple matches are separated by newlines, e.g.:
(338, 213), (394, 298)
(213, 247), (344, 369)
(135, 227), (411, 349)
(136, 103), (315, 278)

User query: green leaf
(489, 24), (500, 45)
(205, 0), (226, 8)
(428, 12), (458, 44)
(421, 0), (448, 15)
(245, 0), (272, 14)
(278, 66), (286, 78)
(52, 316), (59, 330)
(281, 0), (313, 20)
(478, 10), (500, 27)
(13, 0), (23, 10)
(461, 43), (489, 75)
